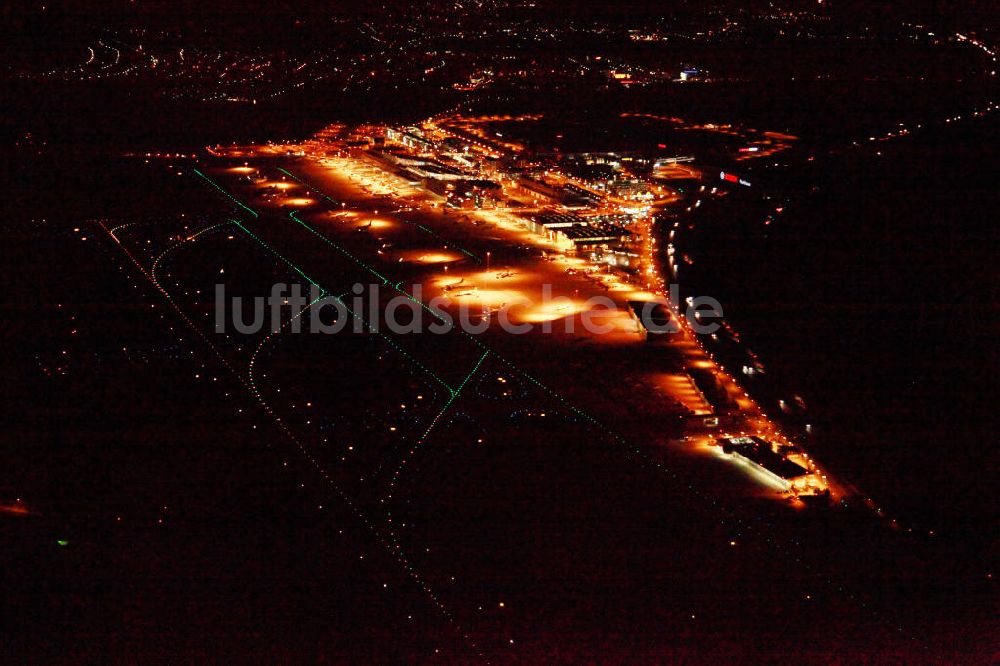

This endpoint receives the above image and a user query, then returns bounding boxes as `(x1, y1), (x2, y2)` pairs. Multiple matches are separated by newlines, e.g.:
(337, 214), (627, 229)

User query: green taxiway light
(193, 168), (259, 218)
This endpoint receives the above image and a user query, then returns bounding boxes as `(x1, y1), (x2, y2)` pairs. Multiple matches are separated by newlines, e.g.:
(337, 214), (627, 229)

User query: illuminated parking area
(394, 249), (465, 265)
(516, 299), (588, 324)
(447, 288), (528, 310)
(361, 218), (396, 230)
(653, 373), (714, 415)
(319, 156), (422, 197)
(461, 268), (530, 287)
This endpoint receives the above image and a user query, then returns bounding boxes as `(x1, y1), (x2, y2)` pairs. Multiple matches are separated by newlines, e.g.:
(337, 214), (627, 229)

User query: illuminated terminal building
(385, 127), (436, 152)
(716, 436), (810, 491)
(528, 212), (632, 250)
(439, 179), (503, 209)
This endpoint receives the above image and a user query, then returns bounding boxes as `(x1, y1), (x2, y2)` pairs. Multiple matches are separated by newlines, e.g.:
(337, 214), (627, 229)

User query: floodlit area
(216, 126), (841, 503)
(9, 4), (996, 660)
